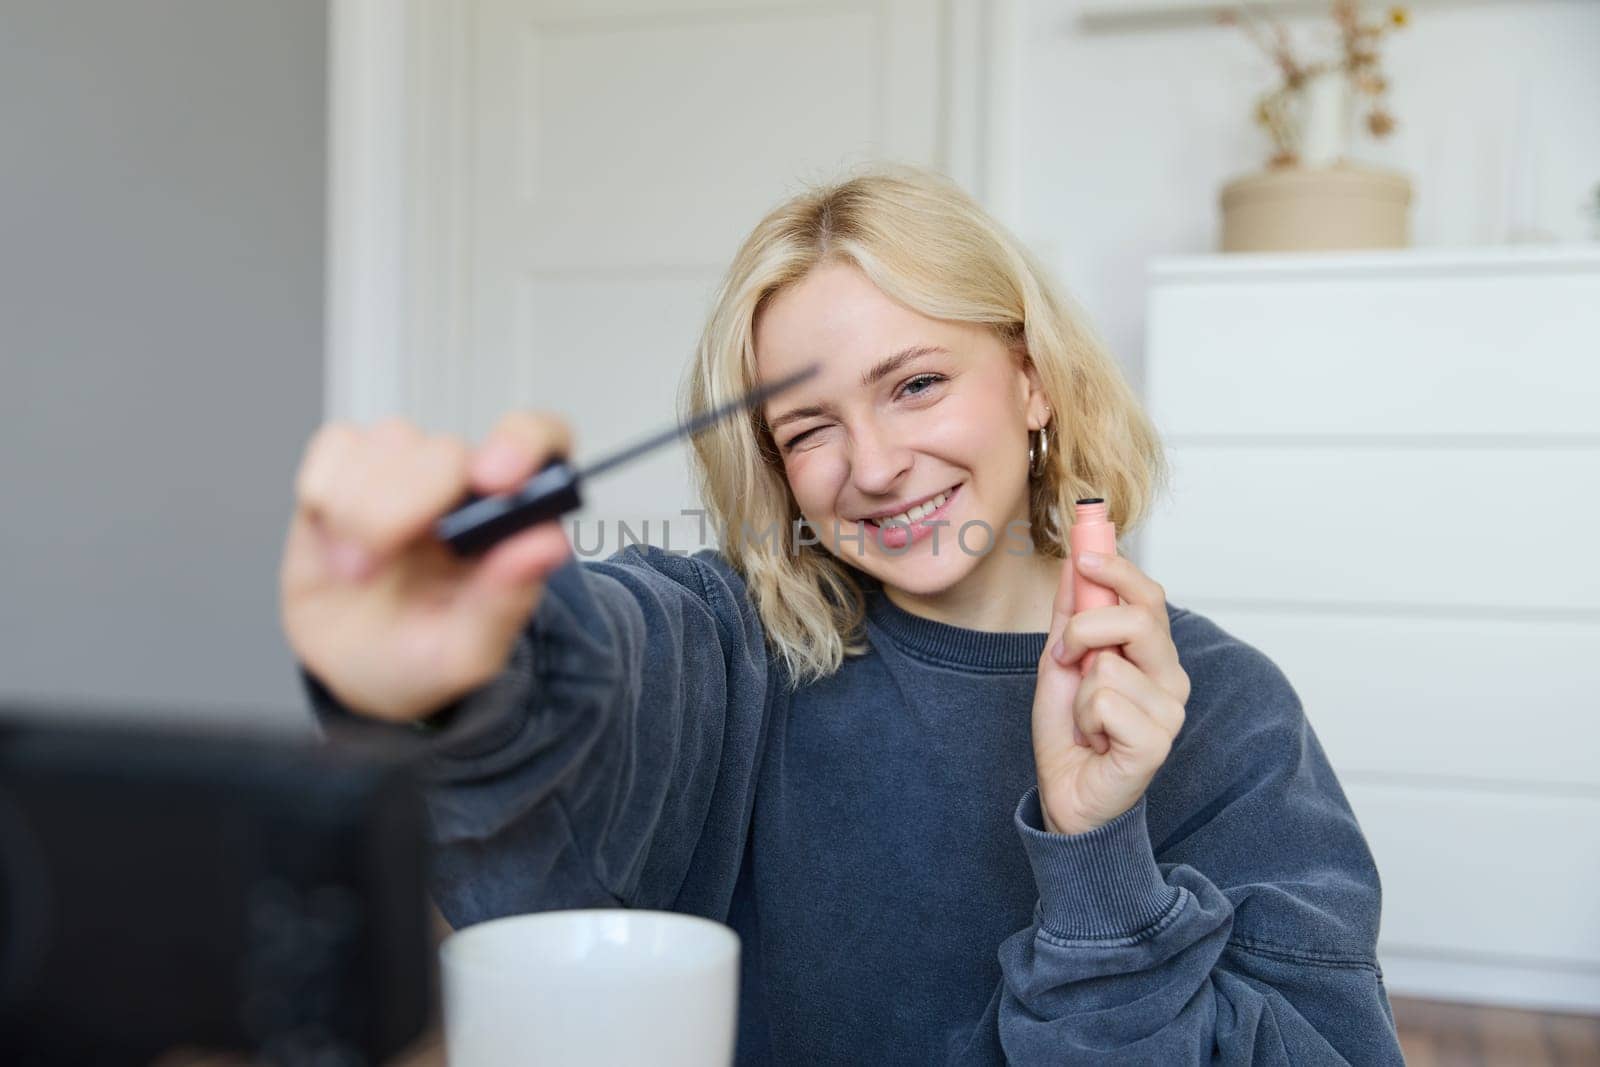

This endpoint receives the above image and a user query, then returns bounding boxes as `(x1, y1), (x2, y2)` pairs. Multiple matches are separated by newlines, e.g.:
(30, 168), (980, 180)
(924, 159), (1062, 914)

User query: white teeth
(872, 488), (952, 527)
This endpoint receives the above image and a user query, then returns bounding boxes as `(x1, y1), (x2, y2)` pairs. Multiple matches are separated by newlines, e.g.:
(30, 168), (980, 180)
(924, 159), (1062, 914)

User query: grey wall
(1, 1), (326, 730)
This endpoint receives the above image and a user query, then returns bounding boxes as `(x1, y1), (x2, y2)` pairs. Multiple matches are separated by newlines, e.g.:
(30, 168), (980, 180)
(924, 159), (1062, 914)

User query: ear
(1019, 352), (1052, 432)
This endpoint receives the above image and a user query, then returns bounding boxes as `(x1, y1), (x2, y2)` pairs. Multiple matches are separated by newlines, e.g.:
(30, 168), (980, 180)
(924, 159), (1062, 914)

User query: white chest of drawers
(1140, 246), (1600, 1011)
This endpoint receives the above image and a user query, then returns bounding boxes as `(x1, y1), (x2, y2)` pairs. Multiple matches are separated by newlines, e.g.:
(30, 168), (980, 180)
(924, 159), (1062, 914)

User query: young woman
(283, 166), (1404, 1063)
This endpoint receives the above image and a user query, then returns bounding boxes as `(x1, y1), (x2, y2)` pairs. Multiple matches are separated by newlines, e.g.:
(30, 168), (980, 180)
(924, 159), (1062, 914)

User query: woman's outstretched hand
(1031, 551), (1191, 835)
(279, 414), (574, 724)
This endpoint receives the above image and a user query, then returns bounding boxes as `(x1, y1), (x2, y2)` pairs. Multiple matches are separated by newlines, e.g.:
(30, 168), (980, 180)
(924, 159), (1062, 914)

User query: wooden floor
(1393, 996), (1600, 1066)
(391, 1001), (1600, 1066)
(168, 997), (1599, 1065)
(389, 1000), (1600, 1066)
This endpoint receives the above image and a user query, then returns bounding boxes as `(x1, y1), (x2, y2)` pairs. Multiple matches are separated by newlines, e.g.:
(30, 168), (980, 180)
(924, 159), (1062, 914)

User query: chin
(861, 544), (978, 597)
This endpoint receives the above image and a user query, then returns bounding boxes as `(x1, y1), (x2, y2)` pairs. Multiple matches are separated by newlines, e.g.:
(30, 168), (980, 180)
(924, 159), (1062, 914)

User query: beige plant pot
(1220, 164), (1412, 253)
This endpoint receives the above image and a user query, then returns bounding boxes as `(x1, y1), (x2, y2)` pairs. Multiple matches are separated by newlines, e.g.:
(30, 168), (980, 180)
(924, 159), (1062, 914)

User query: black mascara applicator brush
(434, 363), (820, 557)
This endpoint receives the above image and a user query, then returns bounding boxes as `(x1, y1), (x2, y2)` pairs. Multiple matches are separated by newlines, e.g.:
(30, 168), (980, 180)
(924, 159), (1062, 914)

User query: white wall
(0, 0), (326, 729)
(1009, 0), (1600, 391)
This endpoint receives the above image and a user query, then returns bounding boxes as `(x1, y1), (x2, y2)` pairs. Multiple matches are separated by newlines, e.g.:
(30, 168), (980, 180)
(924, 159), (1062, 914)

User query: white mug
(439, 909), (740, 1067)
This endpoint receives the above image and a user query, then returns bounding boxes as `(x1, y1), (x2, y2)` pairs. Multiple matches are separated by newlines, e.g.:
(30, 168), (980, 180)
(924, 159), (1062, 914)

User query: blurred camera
(0, 713), (433, 1065)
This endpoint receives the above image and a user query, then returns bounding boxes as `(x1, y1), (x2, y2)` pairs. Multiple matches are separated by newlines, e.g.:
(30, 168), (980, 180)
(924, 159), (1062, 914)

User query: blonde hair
(680, 163), (1168, 687)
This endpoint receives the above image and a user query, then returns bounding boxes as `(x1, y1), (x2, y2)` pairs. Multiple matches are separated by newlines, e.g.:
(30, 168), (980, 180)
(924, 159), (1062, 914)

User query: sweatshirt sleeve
(299, 545), (772, 929)
(986, 622), (1404, 1065)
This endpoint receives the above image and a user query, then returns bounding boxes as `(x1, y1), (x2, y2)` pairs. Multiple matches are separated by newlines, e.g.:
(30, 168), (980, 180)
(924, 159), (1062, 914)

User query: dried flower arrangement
(1220, 1), (1409, 169)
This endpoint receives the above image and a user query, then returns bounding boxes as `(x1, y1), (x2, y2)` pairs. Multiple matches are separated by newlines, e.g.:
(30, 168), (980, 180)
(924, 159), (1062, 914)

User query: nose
(848, 419), (913, 498)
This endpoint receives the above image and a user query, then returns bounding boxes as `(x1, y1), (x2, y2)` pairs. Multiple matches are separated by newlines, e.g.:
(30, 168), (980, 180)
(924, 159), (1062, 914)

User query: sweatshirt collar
(863, 584), (1047, 673)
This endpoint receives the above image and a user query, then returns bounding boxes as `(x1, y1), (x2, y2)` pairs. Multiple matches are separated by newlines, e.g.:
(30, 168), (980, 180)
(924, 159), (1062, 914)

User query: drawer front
(1141, 445), (1600, 612)
(1177, 606), (1600, 789)
(1346, 783), (1600, 967)
(1146, 266), (1600, 438)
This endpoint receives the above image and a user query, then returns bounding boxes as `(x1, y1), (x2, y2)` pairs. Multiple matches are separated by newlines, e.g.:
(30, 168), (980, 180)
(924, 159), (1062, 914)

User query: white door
(471, 0), (960, 557)
(328, 0), (999, 557)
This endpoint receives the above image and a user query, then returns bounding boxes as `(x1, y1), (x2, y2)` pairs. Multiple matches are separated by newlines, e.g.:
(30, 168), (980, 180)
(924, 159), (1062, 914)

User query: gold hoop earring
(1027, 424), (1050, 478)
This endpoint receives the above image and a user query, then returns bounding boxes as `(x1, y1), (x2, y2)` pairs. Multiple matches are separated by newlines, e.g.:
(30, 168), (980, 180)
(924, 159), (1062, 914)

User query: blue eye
(899, 373), (945, 398)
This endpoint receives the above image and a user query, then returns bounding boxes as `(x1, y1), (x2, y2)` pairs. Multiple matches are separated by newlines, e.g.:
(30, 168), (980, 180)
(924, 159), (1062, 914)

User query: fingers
(1049, 553), (1163, 669)
(1074, 552), (1168, 613)
(1032, 638), (1084, 772)
(471, 411), (573, 494)
(1076, 686), (1170, 771)
(294, 418), (473, 567)
(1074, 667), (1175, 770)
(475, 521), (573, 589)
(409, 518), (571, 681)
(293, 421), (360, 522)
(1052, 601), (1190, 705)
(291, 411), (575, 577)
(1076, 652), (1187, 739)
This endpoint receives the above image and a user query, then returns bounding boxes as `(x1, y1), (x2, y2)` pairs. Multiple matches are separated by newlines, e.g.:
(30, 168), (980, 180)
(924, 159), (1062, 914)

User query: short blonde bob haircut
(681, 163), (1167, 688)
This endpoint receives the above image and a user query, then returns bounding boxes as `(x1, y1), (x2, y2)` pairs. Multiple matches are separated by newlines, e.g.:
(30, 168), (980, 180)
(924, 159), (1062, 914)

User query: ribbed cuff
(1014, 787), (1181, 941)
(298, 635), (537, 761)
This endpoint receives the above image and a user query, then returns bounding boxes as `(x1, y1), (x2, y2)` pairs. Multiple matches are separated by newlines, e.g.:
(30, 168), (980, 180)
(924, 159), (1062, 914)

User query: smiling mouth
(861, 483), (963, 528)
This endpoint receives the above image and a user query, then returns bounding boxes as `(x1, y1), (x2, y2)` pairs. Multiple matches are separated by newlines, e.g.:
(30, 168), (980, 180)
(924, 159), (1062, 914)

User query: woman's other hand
(1031, 552), (1191, 835)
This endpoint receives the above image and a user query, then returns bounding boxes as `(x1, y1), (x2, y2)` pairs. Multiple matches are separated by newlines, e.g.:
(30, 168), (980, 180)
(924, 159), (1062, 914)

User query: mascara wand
(434, 363), (819, 556)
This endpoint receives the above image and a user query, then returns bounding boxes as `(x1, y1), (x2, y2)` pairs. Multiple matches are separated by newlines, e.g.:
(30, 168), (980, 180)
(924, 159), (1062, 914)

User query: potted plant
(1218, 1), (1413, 253)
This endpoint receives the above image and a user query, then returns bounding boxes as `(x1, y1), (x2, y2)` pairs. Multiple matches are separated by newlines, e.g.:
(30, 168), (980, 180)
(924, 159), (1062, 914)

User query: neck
(883, 536), (1063, 634)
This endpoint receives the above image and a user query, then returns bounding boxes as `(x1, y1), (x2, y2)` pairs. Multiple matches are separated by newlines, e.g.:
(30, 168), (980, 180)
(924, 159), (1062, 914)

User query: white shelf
(1079, 0), (1499, 32)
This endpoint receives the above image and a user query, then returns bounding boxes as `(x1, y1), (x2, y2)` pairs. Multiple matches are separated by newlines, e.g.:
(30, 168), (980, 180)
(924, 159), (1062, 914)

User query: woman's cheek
(926, 401), (983, 450)
(786, 451), (847, 517)
(781, 452), (822, 514)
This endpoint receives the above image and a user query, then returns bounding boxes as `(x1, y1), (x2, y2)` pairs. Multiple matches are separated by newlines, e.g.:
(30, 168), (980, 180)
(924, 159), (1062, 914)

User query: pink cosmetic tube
(1067, 498), (1118, 672)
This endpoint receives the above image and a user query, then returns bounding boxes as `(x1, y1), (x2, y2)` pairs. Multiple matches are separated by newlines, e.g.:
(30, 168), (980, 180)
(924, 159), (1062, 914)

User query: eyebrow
(766, 345), (948, 432)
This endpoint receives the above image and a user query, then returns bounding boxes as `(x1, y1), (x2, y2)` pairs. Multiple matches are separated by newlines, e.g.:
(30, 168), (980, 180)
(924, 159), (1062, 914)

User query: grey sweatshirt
(301, 545), (1405, 1064)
